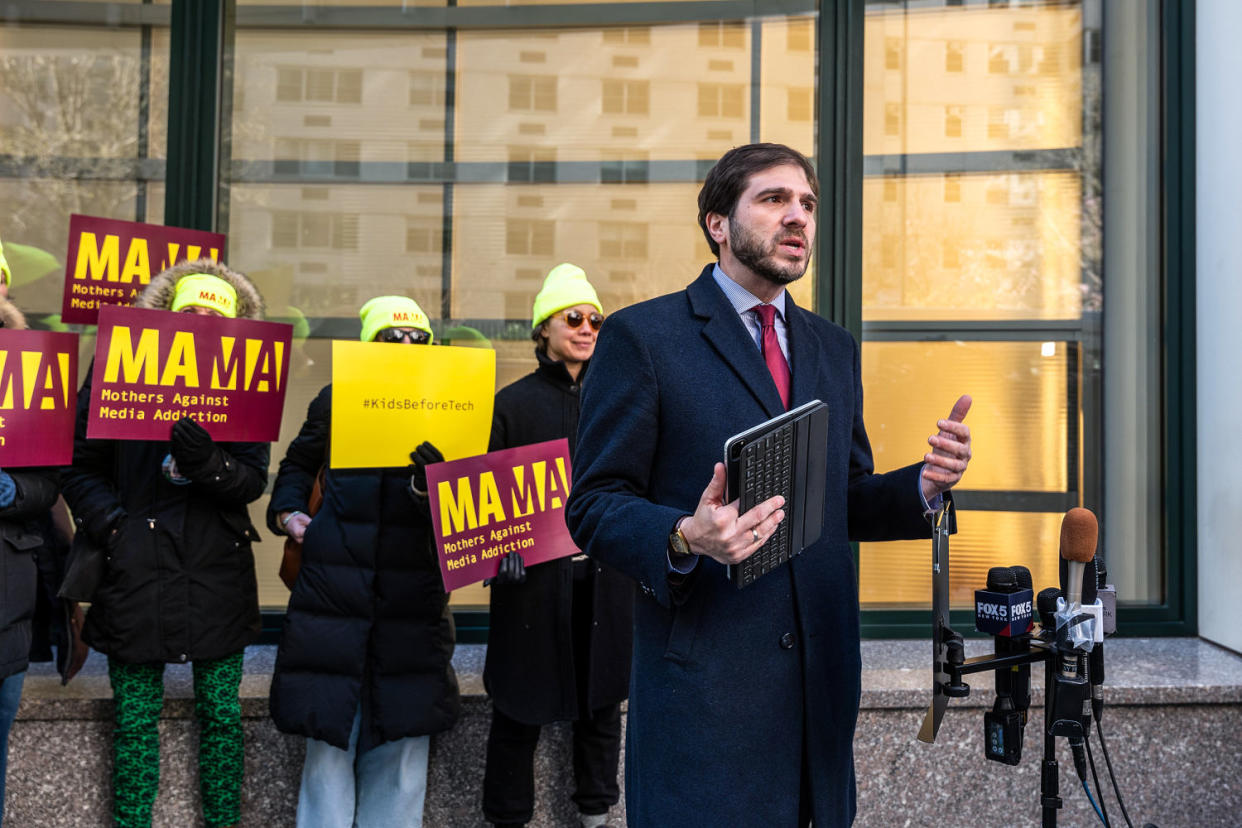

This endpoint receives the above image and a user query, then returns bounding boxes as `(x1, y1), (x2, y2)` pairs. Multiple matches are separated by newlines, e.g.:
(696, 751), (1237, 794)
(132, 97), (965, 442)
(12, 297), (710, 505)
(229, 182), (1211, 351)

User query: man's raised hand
(920, 394), (973, 501)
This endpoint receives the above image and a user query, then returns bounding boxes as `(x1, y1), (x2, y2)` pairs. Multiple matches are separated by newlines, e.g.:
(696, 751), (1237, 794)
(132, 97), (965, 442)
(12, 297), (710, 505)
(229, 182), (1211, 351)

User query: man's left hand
(920, 394), (972, 502)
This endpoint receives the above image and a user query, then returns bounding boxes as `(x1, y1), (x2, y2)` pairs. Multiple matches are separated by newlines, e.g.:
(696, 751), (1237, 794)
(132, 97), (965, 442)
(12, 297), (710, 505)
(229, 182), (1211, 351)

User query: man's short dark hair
(697, 143), (820, 257)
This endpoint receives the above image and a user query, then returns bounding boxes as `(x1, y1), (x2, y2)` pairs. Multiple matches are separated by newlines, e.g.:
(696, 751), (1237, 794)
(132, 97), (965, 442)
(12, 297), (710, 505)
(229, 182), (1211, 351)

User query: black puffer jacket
(485, 351), (633, 724)
(60, 259), (270, 664)
(267, 385), (459, 752)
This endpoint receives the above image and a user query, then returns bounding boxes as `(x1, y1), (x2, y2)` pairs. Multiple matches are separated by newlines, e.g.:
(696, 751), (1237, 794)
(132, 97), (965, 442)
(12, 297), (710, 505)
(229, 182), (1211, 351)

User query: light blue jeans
(296, 707), (430, 828)
(0, 671), (26, 822)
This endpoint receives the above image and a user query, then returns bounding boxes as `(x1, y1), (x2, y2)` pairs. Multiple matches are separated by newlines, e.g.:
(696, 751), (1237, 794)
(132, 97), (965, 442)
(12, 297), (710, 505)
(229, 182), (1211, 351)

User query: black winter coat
(0, 468), (61, 680)
(60, 369), (268, 664)
(267, 385), (459, 752)
(485, 351), (633, 725)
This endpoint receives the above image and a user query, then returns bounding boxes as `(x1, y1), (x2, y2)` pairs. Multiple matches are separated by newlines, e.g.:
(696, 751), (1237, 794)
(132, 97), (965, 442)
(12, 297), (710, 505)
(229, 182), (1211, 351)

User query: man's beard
(729, 218), (809, 286)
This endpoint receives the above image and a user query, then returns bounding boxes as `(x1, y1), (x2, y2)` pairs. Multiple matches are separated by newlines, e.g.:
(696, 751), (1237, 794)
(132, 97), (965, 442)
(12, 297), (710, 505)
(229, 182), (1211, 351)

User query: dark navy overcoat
(566, 266), (939, 827)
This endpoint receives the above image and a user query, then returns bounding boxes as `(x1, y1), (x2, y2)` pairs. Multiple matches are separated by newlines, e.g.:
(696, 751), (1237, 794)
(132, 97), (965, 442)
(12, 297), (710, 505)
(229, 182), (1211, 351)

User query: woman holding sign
(61, 260), (269, 828)
(267, 295), (459, 828)
(482, 264), (634, 828)
(0, 253), (64, 820)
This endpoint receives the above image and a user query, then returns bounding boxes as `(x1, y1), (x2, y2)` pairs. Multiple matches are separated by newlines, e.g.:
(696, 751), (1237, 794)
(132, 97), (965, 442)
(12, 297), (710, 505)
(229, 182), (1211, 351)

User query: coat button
(178, 653), (188, 663)
(779, 632), (795, 649)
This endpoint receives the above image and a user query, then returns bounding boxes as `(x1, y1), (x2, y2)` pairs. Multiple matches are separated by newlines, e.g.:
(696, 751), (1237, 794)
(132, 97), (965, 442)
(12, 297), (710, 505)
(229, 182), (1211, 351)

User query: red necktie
(751, 304), (791, 410)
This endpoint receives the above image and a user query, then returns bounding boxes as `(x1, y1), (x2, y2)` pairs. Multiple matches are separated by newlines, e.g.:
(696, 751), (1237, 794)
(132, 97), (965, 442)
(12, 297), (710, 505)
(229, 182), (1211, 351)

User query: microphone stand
(1041, 659), (1062, 827)
(942, 642), (1061, 827)
(918, 504), (1104, 827)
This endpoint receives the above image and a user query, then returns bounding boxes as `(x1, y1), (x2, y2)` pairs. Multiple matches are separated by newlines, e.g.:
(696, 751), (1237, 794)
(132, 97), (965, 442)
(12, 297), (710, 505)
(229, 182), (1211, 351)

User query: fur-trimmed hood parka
(60, 258), (271, 665)
(0, 296), (27, 331)
(133, 257), (265, 321)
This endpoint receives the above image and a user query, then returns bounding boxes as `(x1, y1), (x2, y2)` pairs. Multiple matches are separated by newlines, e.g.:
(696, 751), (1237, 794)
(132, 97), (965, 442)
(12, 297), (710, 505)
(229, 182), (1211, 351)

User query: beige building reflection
(0, 4), (1095, 612)
(858, 2), (1093, 606)
(226, 19), (817, 607)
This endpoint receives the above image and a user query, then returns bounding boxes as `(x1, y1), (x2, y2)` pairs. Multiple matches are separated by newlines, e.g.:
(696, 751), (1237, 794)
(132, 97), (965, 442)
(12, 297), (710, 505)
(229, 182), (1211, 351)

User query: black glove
(408, 441), (444, 496)
(484, 551), (527, 587)
(170, 416), (215, 468)
(82, 505), (125, 546)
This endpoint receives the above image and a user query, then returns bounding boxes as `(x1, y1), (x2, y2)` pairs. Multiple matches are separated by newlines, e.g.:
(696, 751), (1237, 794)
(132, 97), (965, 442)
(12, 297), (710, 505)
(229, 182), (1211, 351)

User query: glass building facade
(0, 0), (1186, 636)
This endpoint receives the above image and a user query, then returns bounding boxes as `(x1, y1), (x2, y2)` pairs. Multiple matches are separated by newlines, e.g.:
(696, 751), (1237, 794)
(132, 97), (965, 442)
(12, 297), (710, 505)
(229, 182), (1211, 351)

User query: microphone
(1053, 508), (1099, 781)
(1009, 565), (1034, 717)
(1059, 554), (1108, 724)
(977, 565), (1033, 765)
(1059, 507), (1097, 606)
(1036, 587), (1062, 640)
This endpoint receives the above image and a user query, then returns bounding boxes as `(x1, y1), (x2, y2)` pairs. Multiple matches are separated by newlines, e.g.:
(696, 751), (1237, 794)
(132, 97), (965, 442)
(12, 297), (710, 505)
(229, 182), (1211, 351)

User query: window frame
(3, 0), (1193, 640)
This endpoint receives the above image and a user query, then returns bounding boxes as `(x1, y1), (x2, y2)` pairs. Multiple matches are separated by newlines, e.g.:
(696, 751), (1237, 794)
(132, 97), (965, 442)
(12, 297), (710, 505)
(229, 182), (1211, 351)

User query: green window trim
(3, 0), (1195, 639)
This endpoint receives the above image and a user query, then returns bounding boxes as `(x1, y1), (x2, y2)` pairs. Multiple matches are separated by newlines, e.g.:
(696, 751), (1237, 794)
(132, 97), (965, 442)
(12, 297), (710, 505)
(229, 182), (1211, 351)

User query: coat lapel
(784, 291), (823, 408)
(687, 266), (785, 419)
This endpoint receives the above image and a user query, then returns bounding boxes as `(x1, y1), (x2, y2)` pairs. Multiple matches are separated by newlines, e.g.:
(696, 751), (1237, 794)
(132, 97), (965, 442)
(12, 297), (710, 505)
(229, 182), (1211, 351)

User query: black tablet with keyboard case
(723, 400), (829, 588)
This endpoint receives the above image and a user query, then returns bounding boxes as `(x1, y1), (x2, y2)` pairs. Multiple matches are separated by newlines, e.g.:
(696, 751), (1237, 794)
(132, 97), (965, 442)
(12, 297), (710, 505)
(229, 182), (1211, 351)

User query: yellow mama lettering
(159, 243), (220, 271)
(439, 458), (571, 537)
(0, 349), (72, 411)
(73, 232), (121, 283)
(120, 238), (149, 284)
(212, 337), (284, 392)
(73, 232), (221, 285)
(437, 473), (506, 535)
(438, 477), (478, 536)
(103, 328), (284, 390)
(102, 326), (161, 384)
(510, 458), (570, 517)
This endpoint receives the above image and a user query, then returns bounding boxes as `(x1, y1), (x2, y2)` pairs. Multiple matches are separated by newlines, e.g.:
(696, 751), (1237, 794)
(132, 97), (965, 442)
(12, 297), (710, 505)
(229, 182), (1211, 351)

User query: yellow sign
(330, 340), (495, 469)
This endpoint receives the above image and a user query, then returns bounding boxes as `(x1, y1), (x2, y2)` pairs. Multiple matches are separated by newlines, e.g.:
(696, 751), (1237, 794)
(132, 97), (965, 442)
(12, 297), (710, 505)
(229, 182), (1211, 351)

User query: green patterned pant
(108, 653), (244, 828)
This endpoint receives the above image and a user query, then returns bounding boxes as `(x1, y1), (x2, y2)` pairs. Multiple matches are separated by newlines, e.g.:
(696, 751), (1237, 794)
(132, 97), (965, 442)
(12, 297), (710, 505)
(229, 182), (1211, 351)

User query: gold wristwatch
(668, 516), (693, 559)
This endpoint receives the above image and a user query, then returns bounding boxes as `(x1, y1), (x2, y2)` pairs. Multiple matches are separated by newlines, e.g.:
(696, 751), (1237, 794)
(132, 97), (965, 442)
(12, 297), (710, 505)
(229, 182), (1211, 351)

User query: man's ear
(705, 212), (729, 248)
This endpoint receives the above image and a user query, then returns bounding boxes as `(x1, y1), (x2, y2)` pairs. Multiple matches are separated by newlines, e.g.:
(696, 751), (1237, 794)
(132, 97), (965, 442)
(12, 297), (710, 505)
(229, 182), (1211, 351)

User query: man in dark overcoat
(565, 143), (973, 827)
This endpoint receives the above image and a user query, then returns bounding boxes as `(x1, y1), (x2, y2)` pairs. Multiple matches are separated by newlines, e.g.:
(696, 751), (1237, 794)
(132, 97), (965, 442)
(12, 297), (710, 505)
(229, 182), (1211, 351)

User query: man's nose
(783, 203), (810, 227)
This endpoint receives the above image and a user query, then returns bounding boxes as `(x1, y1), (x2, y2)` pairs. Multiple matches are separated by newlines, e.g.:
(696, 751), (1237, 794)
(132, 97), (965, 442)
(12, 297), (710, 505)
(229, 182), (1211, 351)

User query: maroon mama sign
(87, 305), (291, 442)
(427, 439), (580, 591)
(62, 214), (226, 325)
(0, 330), (79, 467)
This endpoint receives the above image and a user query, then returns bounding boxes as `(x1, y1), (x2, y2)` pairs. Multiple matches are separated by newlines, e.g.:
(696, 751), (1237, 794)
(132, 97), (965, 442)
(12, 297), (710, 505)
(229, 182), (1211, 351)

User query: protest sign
(426, 439), (579, 591)
(329, 340), (494, 468)
(87, 305), (291, 442)
(62, 214), (226, 324)
(0, 330), (79, 467)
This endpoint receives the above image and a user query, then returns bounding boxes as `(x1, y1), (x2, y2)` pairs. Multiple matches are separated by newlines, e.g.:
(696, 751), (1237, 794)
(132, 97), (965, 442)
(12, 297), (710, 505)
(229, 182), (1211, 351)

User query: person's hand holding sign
(919, 394), (973, 503)
(171, 416), (217, 469)
(484, 551), (527, 587)
(408, 441), (445, 498)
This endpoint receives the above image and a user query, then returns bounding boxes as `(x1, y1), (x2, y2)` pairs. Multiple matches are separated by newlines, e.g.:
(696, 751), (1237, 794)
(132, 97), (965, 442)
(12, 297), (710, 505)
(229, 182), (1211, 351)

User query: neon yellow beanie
(0, 238), (10, 287)
(531, 263), (602, 330)
(359, 295), (433, 343)
(171, 273), (238, 317)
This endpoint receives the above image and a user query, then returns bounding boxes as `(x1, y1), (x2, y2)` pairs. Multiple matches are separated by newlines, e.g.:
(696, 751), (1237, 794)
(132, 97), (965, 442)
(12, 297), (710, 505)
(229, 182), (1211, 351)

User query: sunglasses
(377, 327), (431, 344)
(562, 309), (605, 331)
